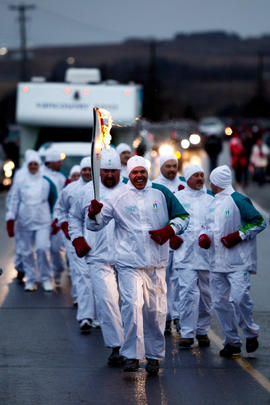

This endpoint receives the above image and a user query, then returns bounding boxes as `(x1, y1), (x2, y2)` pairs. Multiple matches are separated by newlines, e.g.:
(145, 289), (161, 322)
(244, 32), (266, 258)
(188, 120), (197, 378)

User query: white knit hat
(160, 154), (177, 168)
(69, 165), (81, 176)
(80, 157), (91, 170)
(45, 150), (63, 162)
(116, 143), (131, 155)
(127, 155), (148, 175)
(210, 165), (232, 188)
(184, 164), (204, 181)
(100, 148), (121, 170)
(25, 150), (42, 166)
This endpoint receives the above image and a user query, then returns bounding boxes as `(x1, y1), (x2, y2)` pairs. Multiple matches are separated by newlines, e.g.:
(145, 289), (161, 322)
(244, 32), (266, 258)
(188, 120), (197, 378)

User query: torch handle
(91, 107), (102, 225)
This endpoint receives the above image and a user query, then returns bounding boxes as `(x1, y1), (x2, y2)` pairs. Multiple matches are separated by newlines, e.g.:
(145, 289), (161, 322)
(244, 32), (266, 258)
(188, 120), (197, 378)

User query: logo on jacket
(225, 210), (230, 217)
(125, 205), (137, 213)
(153, 201), (158, 210)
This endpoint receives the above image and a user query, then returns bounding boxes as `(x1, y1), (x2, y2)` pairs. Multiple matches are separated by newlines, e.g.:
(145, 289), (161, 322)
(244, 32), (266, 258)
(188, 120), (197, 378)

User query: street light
(0, 47), (8, 56)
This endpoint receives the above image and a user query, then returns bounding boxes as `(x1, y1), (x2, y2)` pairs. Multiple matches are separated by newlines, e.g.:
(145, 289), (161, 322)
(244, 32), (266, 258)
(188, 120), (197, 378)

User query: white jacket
(69, 180), (124, 264)
(54, 178), (88, 225)
(41, 165), (66, 194)
(206, 185), (266, 274)
(154, 174), (186, 193)
(173, 185), (214, 270)
(6, 171), (56, 231)
(86, 180), (189, 269)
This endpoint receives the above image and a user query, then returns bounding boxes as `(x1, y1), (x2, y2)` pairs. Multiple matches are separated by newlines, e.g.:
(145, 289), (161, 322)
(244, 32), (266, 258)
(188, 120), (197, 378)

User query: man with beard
(172, 164), (213, 348)
(69, 148), (125, 365)
(154, 154), (186, 335)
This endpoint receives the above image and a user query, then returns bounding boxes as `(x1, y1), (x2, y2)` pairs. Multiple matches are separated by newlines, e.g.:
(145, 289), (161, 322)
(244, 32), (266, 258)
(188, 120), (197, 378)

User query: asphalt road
(0, 146), (270, 404)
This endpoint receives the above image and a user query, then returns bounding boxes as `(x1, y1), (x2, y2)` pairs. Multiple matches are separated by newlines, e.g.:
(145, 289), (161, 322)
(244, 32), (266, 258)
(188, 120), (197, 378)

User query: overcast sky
(1, 0), (270, 49)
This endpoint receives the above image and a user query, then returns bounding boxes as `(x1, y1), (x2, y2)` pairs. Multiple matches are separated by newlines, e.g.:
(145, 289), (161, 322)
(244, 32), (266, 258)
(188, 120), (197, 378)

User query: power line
(37, 5), (128, 38)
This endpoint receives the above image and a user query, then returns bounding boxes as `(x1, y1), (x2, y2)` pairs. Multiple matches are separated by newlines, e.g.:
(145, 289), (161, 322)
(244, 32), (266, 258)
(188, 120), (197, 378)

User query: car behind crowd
(38, 142), (92, 176)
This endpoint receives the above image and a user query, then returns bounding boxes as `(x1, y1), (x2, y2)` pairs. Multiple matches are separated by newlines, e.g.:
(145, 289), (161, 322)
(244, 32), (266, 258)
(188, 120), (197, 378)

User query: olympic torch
(91, 107), (112, 224)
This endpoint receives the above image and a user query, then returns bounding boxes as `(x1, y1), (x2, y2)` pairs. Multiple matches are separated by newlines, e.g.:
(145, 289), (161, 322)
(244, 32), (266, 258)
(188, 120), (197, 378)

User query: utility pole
(9, 3), (35, 81)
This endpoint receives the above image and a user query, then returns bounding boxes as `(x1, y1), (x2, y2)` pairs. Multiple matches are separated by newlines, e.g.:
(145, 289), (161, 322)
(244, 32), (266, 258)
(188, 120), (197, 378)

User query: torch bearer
(91, 107), (112, 224)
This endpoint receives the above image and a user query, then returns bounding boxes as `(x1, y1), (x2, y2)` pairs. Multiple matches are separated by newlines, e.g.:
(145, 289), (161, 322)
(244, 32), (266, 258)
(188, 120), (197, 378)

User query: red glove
(178, 184), (185, 191)
(72, 237), (91, 258)
(64, 178), (72, 187)
(221, 231), (242, 249)
(51, 218), (60, 235)
(169, 235), (183, 250)
(6, 219), (15, 237)
(61, 221), (70, 240)
(198, 234), (211, 249)
(149, 225), (175, 246)
(88, 199), (103, 219)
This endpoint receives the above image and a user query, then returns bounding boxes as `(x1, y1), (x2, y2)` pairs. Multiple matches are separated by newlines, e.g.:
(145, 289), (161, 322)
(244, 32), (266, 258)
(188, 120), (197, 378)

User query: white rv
(16, 68), (143, 164)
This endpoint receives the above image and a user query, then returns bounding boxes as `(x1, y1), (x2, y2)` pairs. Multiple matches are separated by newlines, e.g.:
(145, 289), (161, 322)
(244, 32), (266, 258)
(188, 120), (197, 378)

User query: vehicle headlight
(3, 160), (15, 178)
(159, 144), (174, 156)
(189, 133), (201, 145)
(225, 126), (233, 136)
(181, 139), (190, 149)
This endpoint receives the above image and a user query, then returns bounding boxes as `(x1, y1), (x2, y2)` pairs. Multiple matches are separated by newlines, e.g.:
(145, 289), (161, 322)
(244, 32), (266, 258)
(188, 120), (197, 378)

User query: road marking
(209, 330), (270, 393)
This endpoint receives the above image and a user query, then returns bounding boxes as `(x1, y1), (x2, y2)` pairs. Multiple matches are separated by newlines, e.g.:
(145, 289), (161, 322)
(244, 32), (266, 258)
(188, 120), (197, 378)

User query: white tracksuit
(154, 174), (186, 322)
(6, 170), (55, 284)
(206, 185), (266, 346)
(86, 180), (189, 360)
(173, 185), (214, 338)
(6, 167), (27, 274)
(42, 165), (66, 278)
(55, 178), (95, 322)
(69, 180), (124, 347)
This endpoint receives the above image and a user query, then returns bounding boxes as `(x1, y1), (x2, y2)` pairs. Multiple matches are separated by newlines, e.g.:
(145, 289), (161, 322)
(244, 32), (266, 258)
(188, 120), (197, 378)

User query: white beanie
(69, 165), (81, 177)
(184, 164), (204, 181)
(45, 150), (63, 162)
(160, 154), (177, 168)
(116, 143), (131, 155)
(127, 155), (148, 175)
(25, 150), (42, 166)
(210, 165), (232, 188)
(100, 148), (121, 170)
(80, 157), (91, 170)
(24, 149), (35, 160)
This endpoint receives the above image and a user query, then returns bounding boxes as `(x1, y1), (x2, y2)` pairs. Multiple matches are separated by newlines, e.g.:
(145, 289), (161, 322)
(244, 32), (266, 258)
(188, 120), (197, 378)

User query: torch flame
(97, 108), (112, 149)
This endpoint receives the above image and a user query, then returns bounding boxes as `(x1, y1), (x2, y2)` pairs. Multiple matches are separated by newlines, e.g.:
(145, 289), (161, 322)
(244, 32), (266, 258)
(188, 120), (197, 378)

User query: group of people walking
(229, 124), (270, 186)
(5, 141), (266, 375)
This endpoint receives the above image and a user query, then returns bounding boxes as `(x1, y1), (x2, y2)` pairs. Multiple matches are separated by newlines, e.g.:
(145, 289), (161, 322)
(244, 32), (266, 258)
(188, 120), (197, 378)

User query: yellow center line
(209, 329), (270, 393)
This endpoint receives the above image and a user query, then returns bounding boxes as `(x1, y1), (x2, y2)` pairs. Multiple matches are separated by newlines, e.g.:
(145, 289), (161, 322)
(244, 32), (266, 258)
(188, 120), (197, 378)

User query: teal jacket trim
(152, 182), (189, 220)
(231, 191), (264, 233)
(43, 175), (58, 213)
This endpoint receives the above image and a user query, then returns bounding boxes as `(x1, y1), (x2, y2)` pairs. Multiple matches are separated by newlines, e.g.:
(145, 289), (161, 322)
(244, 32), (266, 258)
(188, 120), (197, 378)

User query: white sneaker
(92, 319), (100, 329)
(42, 280), (53, 292)
(24, 282), (37, 292)
(79, 319), (92, 332)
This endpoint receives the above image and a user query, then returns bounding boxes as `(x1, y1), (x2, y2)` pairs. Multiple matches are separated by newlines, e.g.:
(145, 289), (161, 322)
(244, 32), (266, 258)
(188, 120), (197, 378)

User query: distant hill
(1, 30), (270, 126)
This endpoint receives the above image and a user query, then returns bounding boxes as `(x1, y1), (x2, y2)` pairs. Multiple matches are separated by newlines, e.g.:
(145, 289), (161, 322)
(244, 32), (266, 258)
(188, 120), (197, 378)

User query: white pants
(51, 232), (66, 277)
(166, 251), (180, 321)
(14, 223), (24, 273)
(63, 237), (77, 299)
(117, 266), (167, 360)
(90, 262), (124, 348)
(176, 269), (212, 338)
(71, 251), (95, 322)
(211, 271), (259, 346)
(20, 226), (53, 284)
